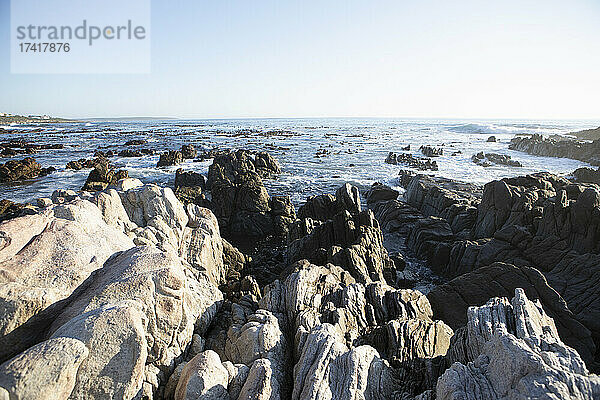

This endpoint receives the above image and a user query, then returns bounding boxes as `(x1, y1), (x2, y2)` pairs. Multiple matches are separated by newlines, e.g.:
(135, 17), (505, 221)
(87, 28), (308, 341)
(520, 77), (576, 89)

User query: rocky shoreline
(0, 146), (598, 399)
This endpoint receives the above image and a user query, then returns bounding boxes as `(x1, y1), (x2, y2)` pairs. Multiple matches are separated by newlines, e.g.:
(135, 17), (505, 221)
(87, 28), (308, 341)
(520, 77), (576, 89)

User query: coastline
(0, 135), (598, 398)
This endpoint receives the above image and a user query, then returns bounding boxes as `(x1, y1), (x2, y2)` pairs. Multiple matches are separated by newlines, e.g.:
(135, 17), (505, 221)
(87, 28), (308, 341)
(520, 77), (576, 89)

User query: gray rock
(437, 288), (600, 399)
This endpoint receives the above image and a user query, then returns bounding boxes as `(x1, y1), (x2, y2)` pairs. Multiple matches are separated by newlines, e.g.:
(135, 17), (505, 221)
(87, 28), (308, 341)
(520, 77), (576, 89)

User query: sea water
(0, 118), (597, 205)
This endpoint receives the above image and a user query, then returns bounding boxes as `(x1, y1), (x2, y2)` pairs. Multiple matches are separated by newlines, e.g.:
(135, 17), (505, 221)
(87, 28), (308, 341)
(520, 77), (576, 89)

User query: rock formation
(0, 157), (55, 183)
(471, 151), (522, 167)
(510, 134), (600, 166)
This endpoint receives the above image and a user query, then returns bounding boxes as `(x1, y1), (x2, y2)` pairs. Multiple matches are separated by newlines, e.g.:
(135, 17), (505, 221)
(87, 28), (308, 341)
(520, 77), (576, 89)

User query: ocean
(0, 118), (597, 205)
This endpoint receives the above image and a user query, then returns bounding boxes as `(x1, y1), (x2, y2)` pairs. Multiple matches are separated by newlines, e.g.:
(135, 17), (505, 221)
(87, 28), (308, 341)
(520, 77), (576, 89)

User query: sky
(1, 0), (599, 120)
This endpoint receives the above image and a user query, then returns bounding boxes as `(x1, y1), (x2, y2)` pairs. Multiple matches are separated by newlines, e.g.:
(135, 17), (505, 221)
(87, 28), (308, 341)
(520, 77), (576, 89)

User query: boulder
(365, 183), (399, 205)
(174, 350), (229, 400)
(0, 337), (88, 400)
(181, 144), (197, 159)
(48, 246), (223, 398)
(287, 210), (393, 284)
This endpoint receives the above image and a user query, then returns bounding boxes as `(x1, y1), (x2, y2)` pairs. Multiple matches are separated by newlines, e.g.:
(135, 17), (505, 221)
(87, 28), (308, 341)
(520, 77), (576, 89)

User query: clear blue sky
(1, 0), (599, 119)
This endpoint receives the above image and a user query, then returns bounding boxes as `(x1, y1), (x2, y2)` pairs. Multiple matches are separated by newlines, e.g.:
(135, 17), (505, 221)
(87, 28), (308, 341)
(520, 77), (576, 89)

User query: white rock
(51, 301), (148, 400)
(94, 188), (137, 232)
(0, 337), (88, 400)
(0, 200), (134, 360)
(174, 350), (229, 400)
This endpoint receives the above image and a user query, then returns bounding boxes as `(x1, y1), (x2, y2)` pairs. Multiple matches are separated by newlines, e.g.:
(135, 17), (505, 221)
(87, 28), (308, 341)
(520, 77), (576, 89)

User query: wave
(446, 122), (568, 136)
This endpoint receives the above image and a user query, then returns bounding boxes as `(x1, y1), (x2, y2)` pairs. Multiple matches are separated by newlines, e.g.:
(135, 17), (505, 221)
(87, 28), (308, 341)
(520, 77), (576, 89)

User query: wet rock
(365, 182), (399, 205)
(420, 145), (443, 157)
(118, 149), (154, 157)
(124, 139), (147, 146)
(486, 135), (497, 142)
(385, 152), (439, 171)
(157, 150), (184, 167)
(66, 157), (106, 170)
(471, 151), (522, 167)
(0, 157), (54, 183)
(181, 144), (197, 159)
(82, 162), (129, 192)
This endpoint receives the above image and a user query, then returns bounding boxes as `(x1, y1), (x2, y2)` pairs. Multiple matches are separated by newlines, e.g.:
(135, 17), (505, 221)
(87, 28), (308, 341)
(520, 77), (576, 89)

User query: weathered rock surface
(573, 167), (600, 185)
(427, 262), (596, 366)
(0, 199), (37, 222)
(0, 337), (88, 400)
(206, 150), (290, 242)
(0, 200), (134, 360)
(437, 289), (600, 399)
(287, 210), (393, 284)
(370, 173), (600, 371)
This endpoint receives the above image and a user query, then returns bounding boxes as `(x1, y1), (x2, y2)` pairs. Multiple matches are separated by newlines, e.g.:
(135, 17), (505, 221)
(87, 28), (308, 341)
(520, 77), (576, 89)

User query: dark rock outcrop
(510, 134), (600, 166)
(573, 167), (600, 185)
(287, 209), (395, 284)
(181, 144), (197, 159)
(471, 152), (522, 167)
(173, 169), (206, 206)
(385, 152), (438, 171)
(0, 158), (55, 183)
(81, 163), (128, 192)
(298, 183), (361, 221)
(206, 150), (290, 242)
(0, 200), (37, 222)
(420, 145), (443, 157)
(427, 262), (596, 366)
(157, 150), (183, 167)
